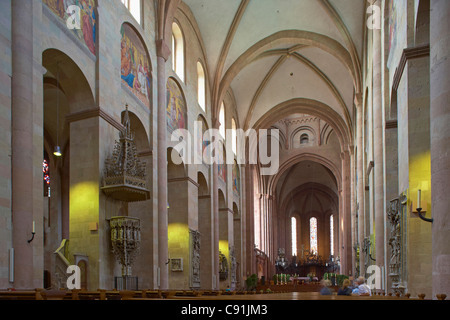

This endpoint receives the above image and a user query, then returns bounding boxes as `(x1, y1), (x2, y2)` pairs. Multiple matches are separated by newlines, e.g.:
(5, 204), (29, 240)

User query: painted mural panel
(166, 78), (187, 132)
(121, 23), (151, 107)
(218, 147), (227, 182)
(232, 161), (240, 194)
(388, 0), (397, 53)
(196, 116), (210, 164)
(43, 0), (96, 56)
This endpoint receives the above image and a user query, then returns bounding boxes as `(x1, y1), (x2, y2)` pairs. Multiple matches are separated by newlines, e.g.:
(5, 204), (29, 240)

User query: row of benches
(0, 289), (274, 300)
(0, 288), (446, 300)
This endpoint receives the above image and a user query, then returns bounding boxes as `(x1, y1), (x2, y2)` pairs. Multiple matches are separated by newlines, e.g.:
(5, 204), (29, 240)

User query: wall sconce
(416, 190), (433, 223)
(27, 221), (36, 243)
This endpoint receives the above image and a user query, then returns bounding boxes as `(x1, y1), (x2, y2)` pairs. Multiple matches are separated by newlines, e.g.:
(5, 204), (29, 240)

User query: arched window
(231, 118), (237, 154)
(310, 217), (318, 255)
(219, 103), (225, 139)
(121, 0), (141, 24)
(330, 215), (334, 256)
(291, 217), (297, 256)
(197, 62), (206, 111)
(300, 133), (309, 145)
(172, 22), (185, 82)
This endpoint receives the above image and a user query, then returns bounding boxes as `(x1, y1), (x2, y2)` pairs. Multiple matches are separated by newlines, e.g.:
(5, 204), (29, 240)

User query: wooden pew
(0, 289), (44, 300)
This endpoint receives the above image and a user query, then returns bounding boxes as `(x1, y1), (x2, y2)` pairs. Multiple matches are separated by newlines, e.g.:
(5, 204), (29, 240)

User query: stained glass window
(43, 159), (50, 197)
(310, 217), (318, 255)
(291, 217), (297, 256)
(330, 215), (334, 256)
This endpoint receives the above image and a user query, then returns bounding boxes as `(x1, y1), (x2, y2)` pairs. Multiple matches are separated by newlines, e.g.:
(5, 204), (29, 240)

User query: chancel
(0, 0), (449, 302)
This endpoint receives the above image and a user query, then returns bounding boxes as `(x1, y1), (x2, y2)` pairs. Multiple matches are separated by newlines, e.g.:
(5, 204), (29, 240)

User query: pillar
(212, 119), (220, 290)
(11, 0), (34, 289)
(341, 151), (352, 275)
(430, 0), (450, 298)
(355, 94), (365, 274)
(156, 40), (170, 290)
(372, 0), (385, 268)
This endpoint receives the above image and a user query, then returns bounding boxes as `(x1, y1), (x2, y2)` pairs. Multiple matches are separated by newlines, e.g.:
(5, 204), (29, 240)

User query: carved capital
(156, 39), (171, 61)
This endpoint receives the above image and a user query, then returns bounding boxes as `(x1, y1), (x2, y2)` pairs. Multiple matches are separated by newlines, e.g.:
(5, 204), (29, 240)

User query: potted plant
(245, 274), (258, 291)
(272, 274), (278, 285)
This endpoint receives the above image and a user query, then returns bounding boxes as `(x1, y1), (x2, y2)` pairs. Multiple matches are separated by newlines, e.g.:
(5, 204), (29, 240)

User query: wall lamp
(416, 190), (433, 223)
(27, 221), (36, 243)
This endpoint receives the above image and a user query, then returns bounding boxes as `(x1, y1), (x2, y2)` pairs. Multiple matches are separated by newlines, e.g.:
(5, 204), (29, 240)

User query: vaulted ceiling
(183, 0), (365, 135)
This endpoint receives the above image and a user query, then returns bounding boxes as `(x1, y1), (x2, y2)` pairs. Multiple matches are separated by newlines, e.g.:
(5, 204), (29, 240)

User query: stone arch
(197, 171), (209, 196)
(268, 153), (342, 195)
(167, 147), (186, 179)
(121, 109), (151, 153)
(42, 48), (96, 114)
(252, 98), (351, 152)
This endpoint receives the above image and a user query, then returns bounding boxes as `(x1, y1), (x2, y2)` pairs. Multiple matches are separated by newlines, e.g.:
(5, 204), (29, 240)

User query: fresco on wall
(232, 161), (240, 194)
(166, 78), (187, 133)
(196, 116), (210, 164)
(388, 0), (397, 53)
(121, 23), (152, 107)
(218, 147), (227, 182)
(43, 0), (96, 56)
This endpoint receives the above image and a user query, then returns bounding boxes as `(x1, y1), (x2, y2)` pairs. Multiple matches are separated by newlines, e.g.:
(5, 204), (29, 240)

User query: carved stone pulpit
(110, 216), (141, 276)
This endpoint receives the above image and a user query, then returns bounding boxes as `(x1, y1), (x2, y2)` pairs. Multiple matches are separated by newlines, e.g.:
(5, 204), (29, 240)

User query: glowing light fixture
(53, 145), (62, 157)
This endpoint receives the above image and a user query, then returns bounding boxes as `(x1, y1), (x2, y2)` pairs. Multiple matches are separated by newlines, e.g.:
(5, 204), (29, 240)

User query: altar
(275, 249), (336, 281)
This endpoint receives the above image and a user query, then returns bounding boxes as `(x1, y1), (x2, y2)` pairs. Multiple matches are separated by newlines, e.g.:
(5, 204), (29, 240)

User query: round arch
(268, 153), (342, 195)
(252, 98), (352, 152)
(121, 109), (151, 153)
(42, 48), (96, 113)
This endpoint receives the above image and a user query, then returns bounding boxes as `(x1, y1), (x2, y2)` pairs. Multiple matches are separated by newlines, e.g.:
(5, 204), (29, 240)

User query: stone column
(373, 0), (385, 268)
(212, 119), (220, 290)
(11, 0), (34, 289)
(245, 165), (255, 278)
(350, 148), (356, 276)
(355, 94), (365, 274)
(156, 40), (170, 290)
(341, 151), (352, 275)
(338, 188), (344, 273)
(430, 0), (450, 298)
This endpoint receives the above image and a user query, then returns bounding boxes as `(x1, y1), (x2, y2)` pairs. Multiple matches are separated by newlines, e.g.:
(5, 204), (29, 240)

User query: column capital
(354, 92), (363, 108)
(156, 39), (171, 61)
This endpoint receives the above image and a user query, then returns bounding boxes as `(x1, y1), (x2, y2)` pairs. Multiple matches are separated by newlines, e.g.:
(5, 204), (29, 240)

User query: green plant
(272, 274), (278, 285)
(336, 274), (349, 287)
(245, 274), (258, 291)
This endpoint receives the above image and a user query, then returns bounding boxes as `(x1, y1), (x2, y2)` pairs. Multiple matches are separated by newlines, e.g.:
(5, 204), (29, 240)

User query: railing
(114, 276), (138, 291)
(54, 239), (71, 290)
